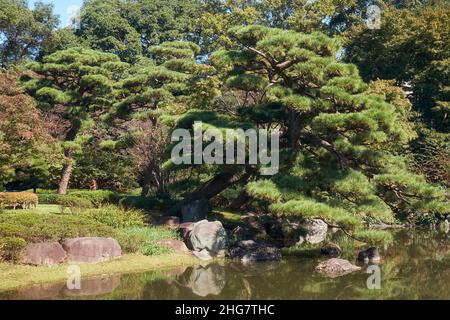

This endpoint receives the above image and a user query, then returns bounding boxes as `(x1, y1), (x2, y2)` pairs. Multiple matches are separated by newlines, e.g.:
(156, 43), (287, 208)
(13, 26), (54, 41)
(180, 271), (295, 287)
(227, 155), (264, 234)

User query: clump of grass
(115, 226), (181, 256)
(79, 205), (147, 228)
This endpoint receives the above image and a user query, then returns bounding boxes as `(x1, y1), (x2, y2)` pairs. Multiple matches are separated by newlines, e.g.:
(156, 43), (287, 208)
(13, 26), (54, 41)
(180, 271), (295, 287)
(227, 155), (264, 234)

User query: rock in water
(321, 242), (342, 258)
(63, 237), (121, 264)
(183, 265), (226, 297)
(156, 239), (189, 253)
(188, 220), (227, 255)
(181, 199), (209, 222)
(21, 242), (66, 266)
(229, 240), (281, 263)
(357, 247), (381, 264)
(298, 219), (328, 244)
(315, 258), (361, 278)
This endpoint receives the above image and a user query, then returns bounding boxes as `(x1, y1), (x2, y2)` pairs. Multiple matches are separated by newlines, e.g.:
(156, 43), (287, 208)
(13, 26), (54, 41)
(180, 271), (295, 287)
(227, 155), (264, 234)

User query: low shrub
(0, 192), (38, 209)
(38, 190), (118, 207)
(0, 237), (27, 262)
(37, 193), (59, 204)
(0, 213), (114, 243)
(79, 205), (147, 228)
(115, 226), (180, 256)
(54, 196), (93, 212)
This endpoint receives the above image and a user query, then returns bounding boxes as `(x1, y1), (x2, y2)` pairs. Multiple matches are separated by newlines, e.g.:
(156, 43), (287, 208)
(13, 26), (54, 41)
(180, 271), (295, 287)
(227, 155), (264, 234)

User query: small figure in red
(90, 179), (98, 191)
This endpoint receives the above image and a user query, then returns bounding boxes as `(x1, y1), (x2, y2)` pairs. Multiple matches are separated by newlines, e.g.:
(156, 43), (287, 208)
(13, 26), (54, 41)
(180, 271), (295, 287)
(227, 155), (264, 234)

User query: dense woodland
(0, 0), (449, 244)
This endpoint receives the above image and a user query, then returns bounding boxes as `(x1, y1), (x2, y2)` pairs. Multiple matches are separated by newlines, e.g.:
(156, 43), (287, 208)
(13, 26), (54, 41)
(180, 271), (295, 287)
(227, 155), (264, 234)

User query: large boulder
(21, 242), (66, 266)
(188, 220), (227, 255)
(357, 247), (381, 264)
(181, 199), (209, 222)
(155, 239), (189, 253)
(229, 240), (281, 263)
(298, 219), (328, 244)
(62, 237), (121, 264)
(315, 258), (361, 278)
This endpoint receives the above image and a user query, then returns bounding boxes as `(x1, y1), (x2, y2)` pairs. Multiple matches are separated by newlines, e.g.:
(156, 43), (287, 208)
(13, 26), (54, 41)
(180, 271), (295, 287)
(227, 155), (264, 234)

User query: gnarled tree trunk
(167, 166), (257, 216)
(57, 123), (80, 195)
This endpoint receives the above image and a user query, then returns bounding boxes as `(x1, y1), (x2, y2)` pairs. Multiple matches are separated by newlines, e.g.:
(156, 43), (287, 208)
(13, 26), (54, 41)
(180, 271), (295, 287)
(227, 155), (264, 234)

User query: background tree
(0, 70), (59, 190)
(22, 47), (129, 194)
(77, 0), (142, 62)
(110, 41), (220, 195)
(0, 0), (59, 67)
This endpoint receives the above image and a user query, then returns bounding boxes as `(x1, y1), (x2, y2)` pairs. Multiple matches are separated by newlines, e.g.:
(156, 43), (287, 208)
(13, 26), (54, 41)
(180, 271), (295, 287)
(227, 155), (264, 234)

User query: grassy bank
(0, 253), (198, 292)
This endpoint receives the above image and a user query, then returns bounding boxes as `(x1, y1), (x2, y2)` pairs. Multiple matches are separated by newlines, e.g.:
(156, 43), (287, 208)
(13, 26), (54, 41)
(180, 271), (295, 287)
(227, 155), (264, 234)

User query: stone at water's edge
(357, 247), (381, 264)
(156, 239), (190, 253)
(298, 219), (328, 245)
(21, 242), (66, 266)
(315, 258), (361, 278)
(191, 249), (213, 261)
(181, 199), (209, 222)
(321, 242), (342, 258)
(179, 222), (195, 240)
(62, 237), (121, 264)
(229, 240), (281, 263)
(162, 216), (180, 229)
(188, 220), (227, 255)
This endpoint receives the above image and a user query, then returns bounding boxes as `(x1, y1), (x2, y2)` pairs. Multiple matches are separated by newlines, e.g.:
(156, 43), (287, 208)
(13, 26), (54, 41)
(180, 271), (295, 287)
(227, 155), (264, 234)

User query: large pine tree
(165, 26), (448, 242)
(22, 47), (129, 194)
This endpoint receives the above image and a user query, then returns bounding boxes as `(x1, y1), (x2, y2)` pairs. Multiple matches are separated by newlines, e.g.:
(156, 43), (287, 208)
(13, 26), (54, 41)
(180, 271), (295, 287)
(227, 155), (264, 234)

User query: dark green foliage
(68, 190), (119, 207)
(118, 195), (174, 211)
(77, 0), (202, 61)
(0, 0), (59, 66)
(185, 25), (449, 242)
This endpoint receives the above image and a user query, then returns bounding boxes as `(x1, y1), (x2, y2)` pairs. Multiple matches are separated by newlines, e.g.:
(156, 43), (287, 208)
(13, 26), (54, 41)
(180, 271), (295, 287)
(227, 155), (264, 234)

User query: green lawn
(1, 204), (69, 215)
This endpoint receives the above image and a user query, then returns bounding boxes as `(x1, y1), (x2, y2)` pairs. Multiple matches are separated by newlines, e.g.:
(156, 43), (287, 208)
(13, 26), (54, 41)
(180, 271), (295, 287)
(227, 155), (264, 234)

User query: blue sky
(30, 0), (83, 27)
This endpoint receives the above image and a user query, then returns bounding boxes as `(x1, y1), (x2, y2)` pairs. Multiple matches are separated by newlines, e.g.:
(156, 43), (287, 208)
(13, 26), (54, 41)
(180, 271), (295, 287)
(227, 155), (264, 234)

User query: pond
(1, 229), (449, 300)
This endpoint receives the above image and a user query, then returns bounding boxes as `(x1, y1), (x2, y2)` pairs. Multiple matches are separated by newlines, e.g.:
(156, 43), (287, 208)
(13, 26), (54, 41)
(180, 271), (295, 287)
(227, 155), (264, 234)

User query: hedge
(0, 192), (38, 210)
(38, 190), (118, 207)
(0, 213), (115, 243)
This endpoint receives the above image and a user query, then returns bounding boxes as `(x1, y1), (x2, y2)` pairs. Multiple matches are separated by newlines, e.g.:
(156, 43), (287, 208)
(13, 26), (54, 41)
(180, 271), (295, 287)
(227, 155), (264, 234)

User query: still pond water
(1, 229), (449, 300)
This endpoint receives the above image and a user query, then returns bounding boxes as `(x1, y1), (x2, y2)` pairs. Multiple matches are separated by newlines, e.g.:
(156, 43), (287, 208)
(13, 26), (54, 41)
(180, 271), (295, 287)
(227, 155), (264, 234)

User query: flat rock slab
(156, 239), (189, 253)
(63, 237), (121, 264)
(21, 242), (66, 266)
(315, 258), (361, 278)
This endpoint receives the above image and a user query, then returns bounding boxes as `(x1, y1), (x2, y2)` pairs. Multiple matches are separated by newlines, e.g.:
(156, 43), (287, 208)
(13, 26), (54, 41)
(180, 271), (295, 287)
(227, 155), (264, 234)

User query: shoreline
(0, 253), (199, 293)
